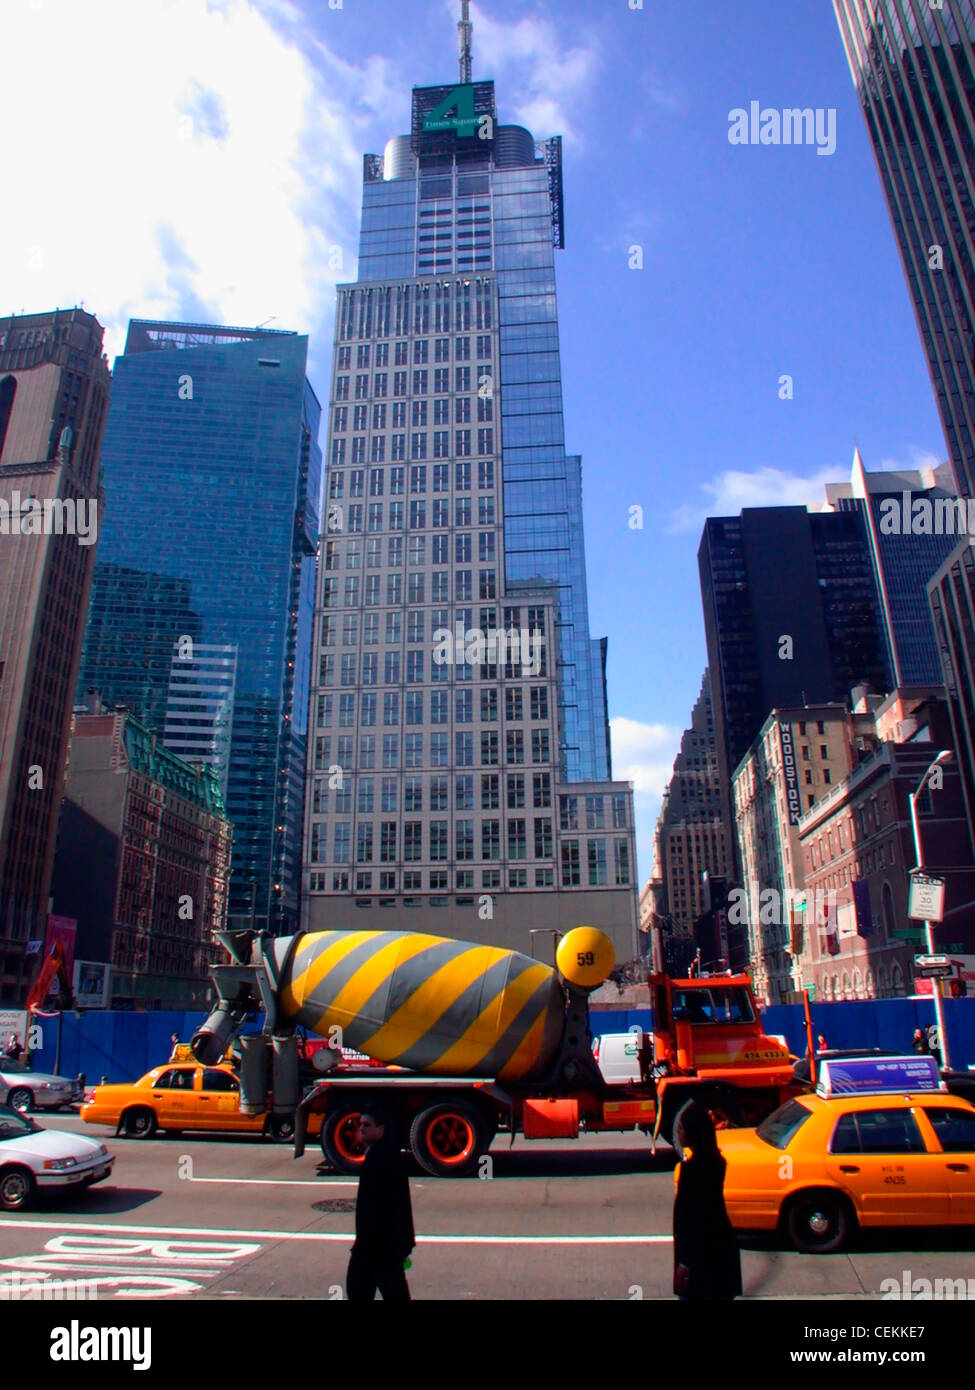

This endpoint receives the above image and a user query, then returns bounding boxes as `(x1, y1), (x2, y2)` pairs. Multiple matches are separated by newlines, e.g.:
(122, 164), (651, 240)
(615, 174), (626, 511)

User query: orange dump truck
(192, 926), (796, 1177)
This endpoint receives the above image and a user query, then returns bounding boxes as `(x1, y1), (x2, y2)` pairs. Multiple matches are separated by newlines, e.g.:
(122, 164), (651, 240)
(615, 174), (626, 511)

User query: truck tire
(321, 1104), (367, 1174)
(410, 1100), (489, 1178)
(267, 1114), (296, 1144)
(670, 1093), (746, 1150)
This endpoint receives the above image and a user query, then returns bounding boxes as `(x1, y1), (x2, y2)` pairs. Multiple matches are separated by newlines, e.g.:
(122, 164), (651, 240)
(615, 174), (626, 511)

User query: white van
(592, 1032), (647, 1084)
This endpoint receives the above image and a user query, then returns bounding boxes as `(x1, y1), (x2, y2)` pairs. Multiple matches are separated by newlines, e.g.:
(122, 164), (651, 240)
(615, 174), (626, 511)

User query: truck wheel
(410, 1101), (488, 1178)
(321, 1105), (366, 1174)
(671, 1093), (745, 1147)
(785, 1189), (852, 1254)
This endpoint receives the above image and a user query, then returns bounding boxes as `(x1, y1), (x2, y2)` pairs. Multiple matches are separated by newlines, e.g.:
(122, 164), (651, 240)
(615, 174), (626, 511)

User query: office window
(506, 774), (525, 809)
(531, 729), (550, 764)
(456, 731), (474, 767)
(481, 774), (500, 810)
(404, 822), (423, 861)
(430, 776), (449, 810)
(405, 733), (423, 768)
(456, 821), (474, 861)
(508, 819), (527, 860)
(356, 823), (373, 863)
(431, 732), (448, 766)
(534, 817), (552, 858)
(588, 839), (607, 886)
(481, 689), (498, 722)
(505, 688), (523, 722)
(384, 651), (400, 684)
(455, 774), (474, 810)
(561, 841), (580, 887)
(533, 773), (551, 808)
(430, 821), (448, 862)
(381, 778), (397, 813)
(359, 734), (376, 769)
(586, 796), (605, 830)
(482, 819), (501, 860)
(506, 730), (525, 764)
(481, 730), (499, 766)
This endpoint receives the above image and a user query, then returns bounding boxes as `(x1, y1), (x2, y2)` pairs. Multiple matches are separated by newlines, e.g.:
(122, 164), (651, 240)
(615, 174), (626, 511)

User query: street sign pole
(909, 788), (951, 1068)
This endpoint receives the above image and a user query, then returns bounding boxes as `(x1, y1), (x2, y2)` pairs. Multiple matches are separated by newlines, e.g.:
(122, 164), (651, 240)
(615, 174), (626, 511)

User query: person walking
(346, 1105), (415, 1301)
(673, 1102), (742, 1302)
(912, 1027), (931, 1056)
(4, 1034), (21, 1061)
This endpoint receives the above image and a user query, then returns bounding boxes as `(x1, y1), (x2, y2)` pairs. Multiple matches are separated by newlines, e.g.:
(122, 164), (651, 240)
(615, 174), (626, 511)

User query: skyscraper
(303, 12), (637, 958)
(824, 448), (960, 684)
(835, 1), (975, 498)
(699, 505), (890, 809)
(0, 309), (110, 1004)
(79, 321), (321, 938)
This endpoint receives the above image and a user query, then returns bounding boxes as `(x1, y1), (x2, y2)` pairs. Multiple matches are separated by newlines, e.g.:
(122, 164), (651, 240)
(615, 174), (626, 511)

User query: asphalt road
(1, 1112), (974, 1302)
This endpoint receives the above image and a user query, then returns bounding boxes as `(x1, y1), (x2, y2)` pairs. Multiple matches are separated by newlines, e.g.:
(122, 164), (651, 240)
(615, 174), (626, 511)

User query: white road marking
(0, 1219), (670, 1244)
(189, 1176), (357, 1187)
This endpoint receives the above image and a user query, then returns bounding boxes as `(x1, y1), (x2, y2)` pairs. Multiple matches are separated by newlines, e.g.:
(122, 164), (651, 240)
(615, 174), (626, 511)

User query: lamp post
(908, 750), (953, 1069)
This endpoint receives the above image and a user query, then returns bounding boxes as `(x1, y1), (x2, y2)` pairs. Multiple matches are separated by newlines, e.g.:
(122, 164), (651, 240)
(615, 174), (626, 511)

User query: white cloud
(668, 448), (950, 533)
(611, 715), (683, 886)
(3, 0), (376, 363)
(461, 1), (601, 144)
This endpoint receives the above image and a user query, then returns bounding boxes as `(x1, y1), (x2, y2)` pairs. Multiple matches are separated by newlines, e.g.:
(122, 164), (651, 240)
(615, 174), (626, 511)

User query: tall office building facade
(835, 1), (975, 498)
(0, 309), (110, 1004)
(825, 448), (960, 684)
(650, 671), (729, 935)
(303, 37), (637, 957)
(929, 537), (975, 855)
(79, 321), (321, 937)
(699, 506), (890, 805)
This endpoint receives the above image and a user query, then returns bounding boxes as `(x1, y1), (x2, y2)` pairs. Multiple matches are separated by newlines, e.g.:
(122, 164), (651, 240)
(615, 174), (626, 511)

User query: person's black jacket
(354, 1136), (415, 1260)
(673, 1149), (742, 1300)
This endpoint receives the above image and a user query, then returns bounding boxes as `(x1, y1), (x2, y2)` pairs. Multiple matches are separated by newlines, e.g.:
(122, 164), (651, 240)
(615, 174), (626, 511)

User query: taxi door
(824, 1106), (950, 1225)
(151, 1067), (198, 1129)
(199, 1068), (243, 1131)
(918, 1104), (975, 1224)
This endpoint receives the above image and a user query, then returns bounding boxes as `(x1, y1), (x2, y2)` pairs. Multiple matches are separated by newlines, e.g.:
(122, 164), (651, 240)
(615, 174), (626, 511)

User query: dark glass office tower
(699, 506), (889, 864)
(304, 14), (638, 958)
(835, 1), (975, 497)
(928, 538), (975, 854)
(79, 321), (322, 936)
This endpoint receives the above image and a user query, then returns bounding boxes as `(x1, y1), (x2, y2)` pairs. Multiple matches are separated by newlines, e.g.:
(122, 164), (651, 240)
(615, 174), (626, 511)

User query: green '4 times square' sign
(423, 84), (480, 137)
(412, 81), (496, 152)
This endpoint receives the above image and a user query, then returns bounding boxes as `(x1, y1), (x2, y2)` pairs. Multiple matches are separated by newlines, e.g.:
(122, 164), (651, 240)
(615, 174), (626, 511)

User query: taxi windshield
(756, 1099), (814, 1149)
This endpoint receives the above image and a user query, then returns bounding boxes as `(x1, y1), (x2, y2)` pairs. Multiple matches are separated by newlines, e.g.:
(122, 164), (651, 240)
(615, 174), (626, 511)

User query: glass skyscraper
(835, 0), (975, 498)
(303, 39), (638, 959)
(79, 321), (322, 937)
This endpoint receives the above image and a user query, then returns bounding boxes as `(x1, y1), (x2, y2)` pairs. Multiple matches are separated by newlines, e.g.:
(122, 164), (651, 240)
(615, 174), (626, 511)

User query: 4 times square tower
(303, 11), (638, 959)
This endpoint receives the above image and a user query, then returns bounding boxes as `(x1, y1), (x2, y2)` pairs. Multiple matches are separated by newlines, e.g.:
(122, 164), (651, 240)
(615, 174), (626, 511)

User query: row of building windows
(337, 279), (494, 341)
(312, 771), (553, 813)
(312, 729), (552, 768)
(329, 464), (495, 502)
(559, 794), (630, 831)
(336, 336), (493, 371)
(320, 569), (509, 608)
(320, 605), (547, 641)
(334, 395), (493, 433)
(309, 817), (556, 863)
(316, 687), (550, 725)
(309, 870), (554, 894)
(318, 650), (549, 685)
(335, 367), (491, 400)
(324, 531), (497, 568)
(331, 430), (495, 463)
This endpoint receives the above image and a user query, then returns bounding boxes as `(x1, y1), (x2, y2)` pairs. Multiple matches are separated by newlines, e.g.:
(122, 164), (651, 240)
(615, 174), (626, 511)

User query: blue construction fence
(591, 999), (975, 1070)
(25, 998), (975, 1086)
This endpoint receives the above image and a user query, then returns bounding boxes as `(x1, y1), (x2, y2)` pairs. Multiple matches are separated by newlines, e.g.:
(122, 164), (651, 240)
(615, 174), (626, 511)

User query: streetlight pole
(908, 750), (953, 1070)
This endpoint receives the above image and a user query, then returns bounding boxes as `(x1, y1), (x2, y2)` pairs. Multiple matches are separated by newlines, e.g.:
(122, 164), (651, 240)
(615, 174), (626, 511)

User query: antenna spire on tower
(458, 1), (473, 84)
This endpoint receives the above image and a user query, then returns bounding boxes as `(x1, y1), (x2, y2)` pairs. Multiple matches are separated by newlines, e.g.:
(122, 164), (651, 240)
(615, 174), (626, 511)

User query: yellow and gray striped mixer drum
(273, 930), (565, 1082)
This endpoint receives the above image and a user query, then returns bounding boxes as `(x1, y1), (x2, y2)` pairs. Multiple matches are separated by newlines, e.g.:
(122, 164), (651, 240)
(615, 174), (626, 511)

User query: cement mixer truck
(192, 925), (796, 1177)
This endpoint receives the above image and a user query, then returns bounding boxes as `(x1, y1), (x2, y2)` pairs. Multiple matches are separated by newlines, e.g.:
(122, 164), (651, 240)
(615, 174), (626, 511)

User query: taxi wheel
(268, 1114), (296, 1144)
(122, 1107), (157, 1139)
(785, 1190), (853, 1253)
(0, 1166), (36, 1212)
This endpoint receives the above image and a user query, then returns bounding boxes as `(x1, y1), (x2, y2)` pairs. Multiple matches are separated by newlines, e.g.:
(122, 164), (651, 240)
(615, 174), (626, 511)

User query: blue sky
(5, 0), (946, 884)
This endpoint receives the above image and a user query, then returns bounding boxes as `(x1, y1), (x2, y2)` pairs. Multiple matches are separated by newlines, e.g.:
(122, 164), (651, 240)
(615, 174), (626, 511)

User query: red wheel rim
(333, 1113), (365, 1164)
(426, 1113), (476, 1165)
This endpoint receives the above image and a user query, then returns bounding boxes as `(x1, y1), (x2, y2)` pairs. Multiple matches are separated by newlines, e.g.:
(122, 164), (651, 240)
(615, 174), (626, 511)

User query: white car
(0, 1060), (78, 1112)
(592, 1032), (648, 1084)
(0, 1104), (114, 1211)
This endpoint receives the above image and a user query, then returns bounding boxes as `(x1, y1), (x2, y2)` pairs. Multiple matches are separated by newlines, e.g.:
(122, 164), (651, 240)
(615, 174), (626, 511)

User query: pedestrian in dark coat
(912, 1028), (930, 1056)
(672, 1102), (742, 1301)
(346, 1106), (415, 1301)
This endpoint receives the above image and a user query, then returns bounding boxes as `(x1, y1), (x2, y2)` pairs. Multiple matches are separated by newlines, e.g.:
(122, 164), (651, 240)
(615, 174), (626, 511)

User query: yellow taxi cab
(81, 1061), (322, 1144)
(715, 1055), (975, 1252)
